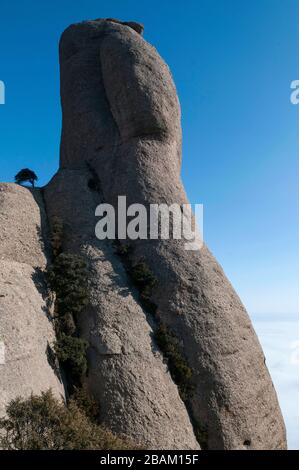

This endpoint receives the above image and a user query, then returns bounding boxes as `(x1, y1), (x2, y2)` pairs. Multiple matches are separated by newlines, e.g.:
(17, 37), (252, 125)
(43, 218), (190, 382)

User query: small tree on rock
(15, 168), (38, 188)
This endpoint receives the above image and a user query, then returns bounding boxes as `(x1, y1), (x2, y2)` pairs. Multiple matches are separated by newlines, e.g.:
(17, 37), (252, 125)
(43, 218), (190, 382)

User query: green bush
(71, 386), (100, 422)
(57, 312), (77, 336)
(47, 253), (89, 317)
(194, 421), (209, 450)
(54, 334), (88, 381)
(46, 253), (90, 388)
(131, 262), (157, 299)
(156, 324), (194, 402)
(50, 216), (63, 257)
(0, 390), (136, 450)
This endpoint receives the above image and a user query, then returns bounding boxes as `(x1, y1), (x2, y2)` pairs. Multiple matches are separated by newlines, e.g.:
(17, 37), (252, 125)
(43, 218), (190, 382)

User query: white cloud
(252, 313), (299, 450)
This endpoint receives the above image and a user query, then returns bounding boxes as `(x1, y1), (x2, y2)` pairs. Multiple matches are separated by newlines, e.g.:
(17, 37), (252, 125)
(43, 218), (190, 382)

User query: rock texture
(49, 18), (286, 450)
(0, 184), (64, 417)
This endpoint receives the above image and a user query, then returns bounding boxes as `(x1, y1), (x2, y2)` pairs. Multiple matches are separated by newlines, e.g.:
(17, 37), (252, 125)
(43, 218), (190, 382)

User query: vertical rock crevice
(44, 169), (200, 450)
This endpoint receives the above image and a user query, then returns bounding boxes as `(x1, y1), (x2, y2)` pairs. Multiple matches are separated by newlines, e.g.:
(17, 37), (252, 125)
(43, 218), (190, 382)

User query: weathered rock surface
(55, 18), (287, 450)
(0, 183), (64, 417)
(44, 169), (199, 450)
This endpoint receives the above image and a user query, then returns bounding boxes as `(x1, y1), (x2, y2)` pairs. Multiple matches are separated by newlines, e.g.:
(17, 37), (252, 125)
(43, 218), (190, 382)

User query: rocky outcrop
(44, 169), (199, 450)
(50, 18), (286, 450)
(0, 184), (65, 417)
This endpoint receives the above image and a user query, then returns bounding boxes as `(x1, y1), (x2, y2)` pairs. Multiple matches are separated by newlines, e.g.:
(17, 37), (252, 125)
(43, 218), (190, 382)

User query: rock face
(0, 184), (64, 417)
(48, 18), (286, 450)
(44, 170), (199, 450)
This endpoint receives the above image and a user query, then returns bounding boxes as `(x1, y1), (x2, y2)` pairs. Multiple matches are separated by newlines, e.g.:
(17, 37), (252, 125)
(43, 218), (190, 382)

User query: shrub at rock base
(0, 390), (136, 450)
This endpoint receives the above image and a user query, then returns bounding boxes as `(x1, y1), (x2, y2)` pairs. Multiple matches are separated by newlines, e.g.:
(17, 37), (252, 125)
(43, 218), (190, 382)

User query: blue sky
(0, 0), (299, 317)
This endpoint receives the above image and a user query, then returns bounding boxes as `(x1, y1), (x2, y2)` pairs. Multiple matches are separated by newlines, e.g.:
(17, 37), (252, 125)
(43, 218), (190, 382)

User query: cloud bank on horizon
(252, 313), (299, 450)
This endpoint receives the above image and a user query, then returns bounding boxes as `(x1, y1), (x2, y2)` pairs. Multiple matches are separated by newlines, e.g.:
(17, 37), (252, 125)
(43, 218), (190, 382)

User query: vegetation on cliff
(0, 391), (135, 450)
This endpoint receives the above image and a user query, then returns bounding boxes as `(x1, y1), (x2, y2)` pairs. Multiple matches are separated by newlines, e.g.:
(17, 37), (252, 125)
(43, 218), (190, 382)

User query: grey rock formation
(50, 18), (287, 450)
(0, 18), (286, 450)
(0, 184), (64, 417)
(44, 169), (199, 450)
